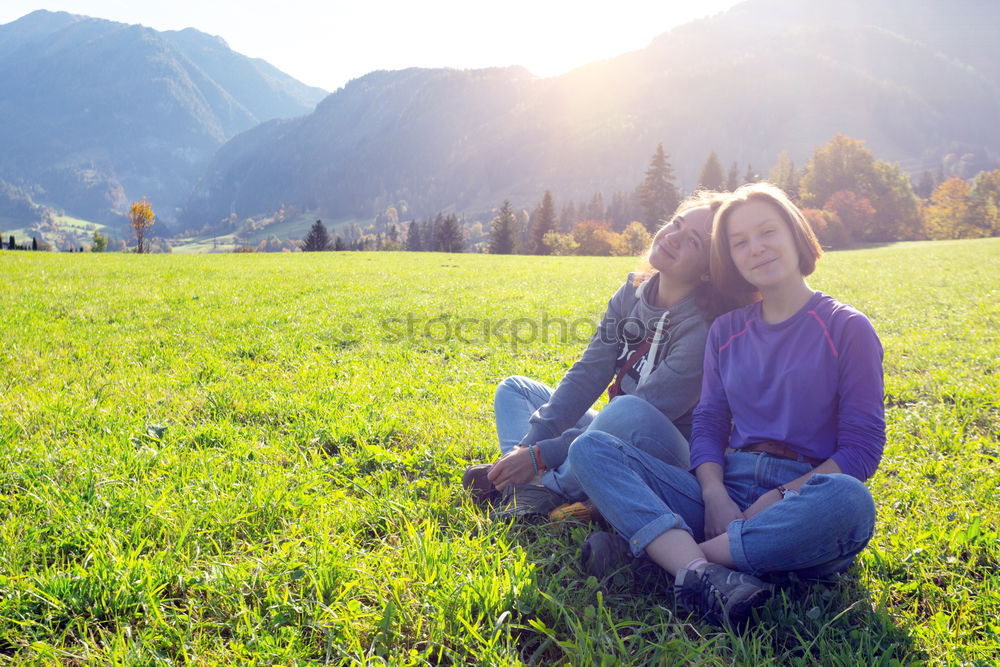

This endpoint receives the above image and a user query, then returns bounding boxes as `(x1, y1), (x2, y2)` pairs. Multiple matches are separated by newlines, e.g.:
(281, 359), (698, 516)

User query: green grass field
(1, 239), (998, 664)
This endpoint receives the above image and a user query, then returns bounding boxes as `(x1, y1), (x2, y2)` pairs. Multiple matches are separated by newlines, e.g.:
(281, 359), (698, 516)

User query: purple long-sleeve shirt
(689, 291), (885, 481)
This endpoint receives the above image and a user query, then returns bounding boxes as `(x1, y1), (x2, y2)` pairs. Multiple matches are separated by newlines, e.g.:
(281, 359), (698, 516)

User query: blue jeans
(568, 431), (877, 578)
(493, 376), (690, 501)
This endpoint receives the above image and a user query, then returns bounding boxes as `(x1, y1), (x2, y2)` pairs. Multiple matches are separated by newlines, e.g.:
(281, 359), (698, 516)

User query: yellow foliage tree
(619, 221), (652, 256)
(924, 178), (972, 240)
(129, 198), (155, 253)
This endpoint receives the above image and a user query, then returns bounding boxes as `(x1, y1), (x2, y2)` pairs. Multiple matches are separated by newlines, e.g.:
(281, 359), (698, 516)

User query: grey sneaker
(674, 564), (773, 627)
(462, 464), (500, 505)
(491, 484), (563, 521)
(581, 530), (631, 578)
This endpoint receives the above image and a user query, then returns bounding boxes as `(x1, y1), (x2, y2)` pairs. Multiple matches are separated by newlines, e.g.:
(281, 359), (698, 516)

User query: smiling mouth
(656, 242), (675, 260)
(751, 257), (777, 270)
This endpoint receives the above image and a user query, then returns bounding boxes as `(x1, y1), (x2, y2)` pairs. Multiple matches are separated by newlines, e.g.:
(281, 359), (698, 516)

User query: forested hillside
(0, 10), (326, 230)
(179, 0), (1000, 231)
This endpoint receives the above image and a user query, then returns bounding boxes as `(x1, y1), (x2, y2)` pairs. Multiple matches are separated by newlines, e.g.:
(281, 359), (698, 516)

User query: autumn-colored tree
(924, 178), (978, 239)
(869, 161), (923, 241)
(129, 198), (155, 253)
(802, 208), (849, 249)
(800, 134), (921, 241)
(971, 169), (1000, 236)
(542, 231), (579, 256)
(800, 135), (877, 209)
(823, 190), (876, 242)
(619, 221), (652, 256)
(572, 221), (620, 256)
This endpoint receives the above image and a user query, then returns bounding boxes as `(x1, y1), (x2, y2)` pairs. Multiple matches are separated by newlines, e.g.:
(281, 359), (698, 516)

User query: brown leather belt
(740, 441), (823, 466)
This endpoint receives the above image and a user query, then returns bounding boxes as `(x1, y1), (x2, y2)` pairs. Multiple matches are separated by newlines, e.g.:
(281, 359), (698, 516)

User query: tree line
(311, 134), (997, 256)
(477, 135), (998, 255)
(193, 133), (1000, 255)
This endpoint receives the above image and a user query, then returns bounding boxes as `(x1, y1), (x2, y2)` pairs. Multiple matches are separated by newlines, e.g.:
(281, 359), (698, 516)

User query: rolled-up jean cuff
(726, 518), (759, 576)
(628, 513), (691, 558)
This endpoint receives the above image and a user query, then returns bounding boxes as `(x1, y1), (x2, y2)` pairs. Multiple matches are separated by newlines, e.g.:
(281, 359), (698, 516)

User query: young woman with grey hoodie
(464, 191), (741, 519)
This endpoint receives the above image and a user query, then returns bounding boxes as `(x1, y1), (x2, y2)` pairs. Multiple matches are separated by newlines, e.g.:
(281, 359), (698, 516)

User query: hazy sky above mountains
(1, 1), (743, 91)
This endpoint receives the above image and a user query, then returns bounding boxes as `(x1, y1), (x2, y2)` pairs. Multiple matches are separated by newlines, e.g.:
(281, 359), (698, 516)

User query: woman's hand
(486, 446), (537, 490)
(702, 487), (745, 539)
(742, 489), (783, 520)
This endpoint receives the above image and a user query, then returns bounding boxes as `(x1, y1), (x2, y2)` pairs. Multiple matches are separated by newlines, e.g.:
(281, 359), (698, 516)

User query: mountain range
(2, 0), (999, 245)
(0, 10), (326, 231)
(180, 0), (1000, 233)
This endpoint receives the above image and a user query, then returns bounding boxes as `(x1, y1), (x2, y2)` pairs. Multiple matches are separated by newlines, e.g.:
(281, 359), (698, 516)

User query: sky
(0, 1), (744, 92)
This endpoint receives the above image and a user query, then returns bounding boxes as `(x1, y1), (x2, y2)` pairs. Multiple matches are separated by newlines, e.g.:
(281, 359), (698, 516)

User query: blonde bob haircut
(710, 182), (823, 297)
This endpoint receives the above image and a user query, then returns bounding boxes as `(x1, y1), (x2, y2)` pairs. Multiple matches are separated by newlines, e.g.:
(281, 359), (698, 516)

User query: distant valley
(0, 9), (325, 238)
(2, 0), (999, 251)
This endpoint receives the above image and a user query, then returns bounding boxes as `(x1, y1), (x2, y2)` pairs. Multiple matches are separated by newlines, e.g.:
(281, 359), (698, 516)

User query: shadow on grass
(502, 522), (925, 665)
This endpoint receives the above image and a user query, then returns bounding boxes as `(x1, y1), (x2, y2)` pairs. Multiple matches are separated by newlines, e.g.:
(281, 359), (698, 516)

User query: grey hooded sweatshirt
(525, 272), (711, 470)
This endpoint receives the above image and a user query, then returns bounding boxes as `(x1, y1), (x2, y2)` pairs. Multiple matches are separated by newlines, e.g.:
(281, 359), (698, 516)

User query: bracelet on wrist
(527, 445), (540, 476)
(534, 446), (547, 473)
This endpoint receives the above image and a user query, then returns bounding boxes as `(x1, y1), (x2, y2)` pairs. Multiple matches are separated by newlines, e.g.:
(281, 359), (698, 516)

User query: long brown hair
(632, 190), (749, 320)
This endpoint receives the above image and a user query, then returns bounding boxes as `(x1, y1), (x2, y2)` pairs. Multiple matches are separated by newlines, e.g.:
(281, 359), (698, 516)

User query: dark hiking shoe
(581, 530), (632, 578)
(491, 484), (563, 522)
(674, 564), (773, 627)
(462, 464), (499, 505)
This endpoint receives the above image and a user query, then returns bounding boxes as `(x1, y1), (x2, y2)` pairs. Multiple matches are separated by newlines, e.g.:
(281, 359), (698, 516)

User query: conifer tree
(727, 162), (741, 191)
(406, 219), (422, 251)
(698, 151), (725, 190)
(302, 219), (332, 251)
(916, 170), (936, 199)
(560, 201), (577, 232)
(587, 192), (606, 222)
(531, 190), (557, 254)
(744, 164), (758, 184)
(426, 214), (442, 252)
(438, 213), (465, 252)
(334, 236), (346, 251)
(435, 214), (464, 253)
(770, 151), (799, 200)
(637, 143), (679, 232)
(489, 200), (518, 254)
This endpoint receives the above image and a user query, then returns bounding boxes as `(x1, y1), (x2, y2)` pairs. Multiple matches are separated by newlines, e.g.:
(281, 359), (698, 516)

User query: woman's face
(726, 200), (801, 290)
(648, 206), (712, 285)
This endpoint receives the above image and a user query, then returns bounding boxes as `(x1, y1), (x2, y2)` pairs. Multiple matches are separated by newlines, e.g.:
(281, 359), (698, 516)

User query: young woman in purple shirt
(569, 182), (885, 627)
